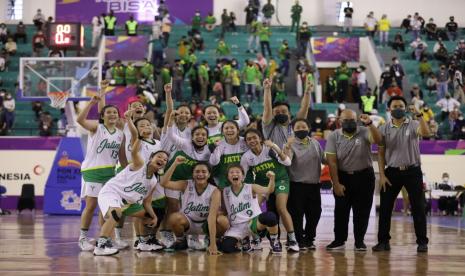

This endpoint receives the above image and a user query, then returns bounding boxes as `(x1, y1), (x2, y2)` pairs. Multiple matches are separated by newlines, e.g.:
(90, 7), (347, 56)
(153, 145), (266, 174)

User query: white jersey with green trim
(160, 125), (191, 157)
(101, 164), (157, 205)
(181, 180), (217, 222)
(81, 124), (123, 172)
(123, 124), (162, 163)
(223, 183), (262, 225)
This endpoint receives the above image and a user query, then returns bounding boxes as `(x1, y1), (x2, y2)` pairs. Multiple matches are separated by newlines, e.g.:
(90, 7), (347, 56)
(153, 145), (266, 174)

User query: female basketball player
(221, 165), (281, 254)
(240, 128), (299, 252)
(93, 131), (169, 256)
(209, 120), (249, 189)
(203, 96), (249, 145)
(77, 95), (123, 251)
(160, 157), (229, 254)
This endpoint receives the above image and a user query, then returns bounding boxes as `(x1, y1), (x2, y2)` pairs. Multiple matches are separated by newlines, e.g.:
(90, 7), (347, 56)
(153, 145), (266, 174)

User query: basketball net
(48, 91), (70, 109)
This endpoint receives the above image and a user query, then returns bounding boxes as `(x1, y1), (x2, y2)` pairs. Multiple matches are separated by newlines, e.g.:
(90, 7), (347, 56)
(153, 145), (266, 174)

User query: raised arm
(162, 82), (173, 134)
(296, 79), (313, 119)
(76, 95), (100, 133)
(262, 78), (273, 125)
(264, 140), (291, 165)
(118, 136), (129, 168)
(166, 112), (191, 150)
(413, 106), (431, 138)
(207, 189), (222, 255)
(231, 96), (250, 129)
(359, 114), (382, 145)
(124, 110), (138, 145)
(159, 156), (188, 191)
(129, 130), (144, 171)
(252, 171), (275, 195)
(97, 80), (110, 113)
(209, 143), (224, 166)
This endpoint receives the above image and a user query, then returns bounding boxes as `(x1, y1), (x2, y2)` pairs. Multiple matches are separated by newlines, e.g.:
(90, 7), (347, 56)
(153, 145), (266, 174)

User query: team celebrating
(77, 76), (430, 256)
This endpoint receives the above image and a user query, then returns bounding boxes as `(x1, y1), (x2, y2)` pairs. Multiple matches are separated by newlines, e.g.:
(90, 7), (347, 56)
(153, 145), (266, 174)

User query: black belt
(387, 164), (419, 171)
(340, 167), (372, 175)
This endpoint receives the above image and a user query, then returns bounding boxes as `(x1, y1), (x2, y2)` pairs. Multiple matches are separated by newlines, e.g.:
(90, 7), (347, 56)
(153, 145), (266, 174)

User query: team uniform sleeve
(209, 143), (224, 166)
(235, 106), (251, 130)
(240, 152), (250, 177)
(166, 126), (190, 151)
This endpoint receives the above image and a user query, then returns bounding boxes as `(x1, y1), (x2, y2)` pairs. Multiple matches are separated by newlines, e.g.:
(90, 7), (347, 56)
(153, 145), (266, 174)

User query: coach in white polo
(374, 95), (431, 253)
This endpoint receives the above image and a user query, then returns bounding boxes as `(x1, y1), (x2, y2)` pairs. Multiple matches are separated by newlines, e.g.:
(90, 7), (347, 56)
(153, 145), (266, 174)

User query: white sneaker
(160, 231), (175, 248)
(287, 240), (300, 253)
(79, 237), (95, 251)
(93, 246), (119, 256)
(112, 239), (129, 250)
(188, 235), (207, 251)
(137, 241), (164, 251)
(251, 236), (263, 251)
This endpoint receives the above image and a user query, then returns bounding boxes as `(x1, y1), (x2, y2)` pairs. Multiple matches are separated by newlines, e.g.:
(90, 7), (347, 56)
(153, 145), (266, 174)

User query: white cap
(339, 103), (346, 110)
(328, 113), (336, 118)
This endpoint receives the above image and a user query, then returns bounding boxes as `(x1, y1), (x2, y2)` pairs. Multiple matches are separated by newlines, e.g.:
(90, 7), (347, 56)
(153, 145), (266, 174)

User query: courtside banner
(43, 138), (85, 215)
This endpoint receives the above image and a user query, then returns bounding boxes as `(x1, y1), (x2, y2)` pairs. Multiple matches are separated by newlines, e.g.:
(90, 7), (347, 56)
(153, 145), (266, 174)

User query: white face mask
(443, 177), (449, 182)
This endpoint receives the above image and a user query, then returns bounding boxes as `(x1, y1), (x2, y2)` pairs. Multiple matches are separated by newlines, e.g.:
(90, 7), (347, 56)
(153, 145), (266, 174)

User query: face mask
(6, 96), (12, 100)
(342, 121), (357, 134)
(446, 95), (451, 99)
(395, 60), (399, 64)
(459, 116), (464, 121)
(391, 108), (406, 119)
(294, 130), (309, 140)
(424, 108), (429, 111)
(443, 177), (449, 182)
(274, 114), (289, 124)
(329, 118), (336, 122)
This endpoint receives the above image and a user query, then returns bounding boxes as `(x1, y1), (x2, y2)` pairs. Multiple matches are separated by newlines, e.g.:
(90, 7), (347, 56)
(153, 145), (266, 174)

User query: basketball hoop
(48, 91), (70, 109)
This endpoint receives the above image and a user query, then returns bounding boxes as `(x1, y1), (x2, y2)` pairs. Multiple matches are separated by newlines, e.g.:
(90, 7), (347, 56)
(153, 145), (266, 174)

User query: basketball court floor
(1, 213), (464, 275)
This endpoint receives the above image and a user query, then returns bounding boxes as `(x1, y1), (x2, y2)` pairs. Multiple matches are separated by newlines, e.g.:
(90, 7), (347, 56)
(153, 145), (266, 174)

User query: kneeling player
(94, 135), (168, 256)
(160, 157), (229, 254)
(221, 165), (282, 254)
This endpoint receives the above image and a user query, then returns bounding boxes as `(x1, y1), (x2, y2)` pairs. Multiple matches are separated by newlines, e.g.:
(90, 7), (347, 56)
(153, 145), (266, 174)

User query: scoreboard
(46, 23), (84, 50)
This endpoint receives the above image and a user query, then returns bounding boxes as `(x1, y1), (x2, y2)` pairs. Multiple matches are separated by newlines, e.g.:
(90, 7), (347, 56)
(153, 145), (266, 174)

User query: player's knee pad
(258, 212), (278, 227)
(111, 209), (121, 222)
(220, 236), (240, 253)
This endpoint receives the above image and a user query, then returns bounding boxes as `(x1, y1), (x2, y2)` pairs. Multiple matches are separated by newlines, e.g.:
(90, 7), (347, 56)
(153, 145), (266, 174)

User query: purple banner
(0, 137), (61, 150)
(312, 37), (360, 62)
(105, 35), (149, 61)
(56, 0), (213, 24)
(86, 85), (137, 120)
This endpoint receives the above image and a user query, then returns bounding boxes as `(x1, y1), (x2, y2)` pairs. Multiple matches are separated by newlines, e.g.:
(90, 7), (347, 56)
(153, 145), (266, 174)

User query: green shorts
(122, 197), (166, 216)
(274, 179), (290, 194)
(249, 216), (268, 238)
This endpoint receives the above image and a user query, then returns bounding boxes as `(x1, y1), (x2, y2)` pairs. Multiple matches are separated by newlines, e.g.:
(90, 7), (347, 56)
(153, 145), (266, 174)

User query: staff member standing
(125, 15), (138, 36)
(285, 119), (325, 250)
(104, 10), (117, 36)
(325, 109), (381, 251)
(374, 95), (430, 253)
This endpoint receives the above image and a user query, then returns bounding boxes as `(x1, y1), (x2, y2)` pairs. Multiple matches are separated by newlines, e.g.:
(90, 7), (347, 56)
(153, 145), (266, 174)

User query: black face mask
(274, 114), (289, 124)
(391, 108), (406, 119)
(294, 130), (309, 140)
(342, 121), (357, 134)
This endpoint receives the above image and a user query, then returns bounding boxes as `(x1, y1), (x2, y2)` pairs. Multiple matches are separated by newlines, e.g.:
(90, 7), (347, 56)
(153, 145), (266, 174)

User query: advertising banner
(312, 37), (360, 62)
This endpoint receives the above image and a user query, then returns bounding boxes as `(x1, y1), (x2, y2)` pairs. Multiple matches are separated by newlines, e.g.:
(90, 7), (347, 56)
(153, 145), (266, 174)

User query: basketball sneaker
(326, 240), (345, 250)
(160, 230), (175, 248)
(79, 237), (95, 251)
(241, 236), (252, 252)
(188, 235), (207, 251)
(251, 236), (263, 251)
(93, 238), (119, 256)
(113, 238), (129, 250)
(287, 240), (300, 253)
(271, 240), (283, 254)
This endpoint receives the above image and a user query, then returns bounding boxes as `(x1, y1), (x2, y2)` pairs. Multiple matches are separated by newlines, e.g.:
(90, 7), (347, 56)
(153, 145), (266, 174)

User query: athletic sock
(79, 229), (88, 240)
(97, 237), (108, 248)
(114, 227), (122, 240)
(287, 232), (297, 242)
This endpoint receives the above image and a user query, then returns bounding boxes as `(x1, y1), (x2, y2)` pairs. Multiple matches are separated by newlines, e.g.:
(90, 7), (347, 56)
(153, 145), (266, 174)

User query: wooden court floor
(1, 212), (465, 275)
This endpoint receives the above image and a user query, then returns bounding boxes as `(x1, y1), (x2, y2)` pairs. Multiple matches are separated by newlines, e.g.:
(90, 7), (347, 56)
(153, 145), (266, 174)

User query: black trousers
(288, 182), (321, 244)
(260, 41), (272, 57)
(338, 80), (349, 102)
(334, 168), (375, 243)
(378, 166), (429, 245)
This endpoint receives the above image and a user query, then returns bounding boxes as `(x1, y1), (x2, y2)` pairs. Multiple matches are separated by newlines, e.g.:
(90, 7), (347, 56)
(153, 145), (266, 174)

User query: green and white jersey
(123, 123), (162, 163)
(101, 164), (157, 205)
(210, 138), (249, 188)
(206, 106), (250, 145)
(165, 126), (211, 181)
(160, 125), (192, 157)
(181, 180), (217, 222)
(223, 183), (262, 225)
(82, 124), (123, 183)
(240, 145), (291, 186)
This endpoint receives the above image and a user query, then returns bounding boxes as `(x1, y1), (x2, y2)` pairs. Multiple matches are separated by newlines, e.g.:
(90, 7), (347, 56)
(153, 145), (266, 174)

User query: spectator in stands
(262, 0), (275, 25)
(436, 93), (460, 121)
(216, 39), (231, 57)
(425, 18), (437, 40)
(434, 43), (449, 64)
(111, 60), (125, 86)
(38, 111), (53, 136)
(325, 75), (337, 102)
(91, 16), (104, 48)
(378, 14), (390, 47)
(421, 104), (435, 122)
(379, 65), (394, 103)
(198, 60), (210, 101)
(14, 21), (26, 43)
(4, 37), (16, 56)
(125, 62), (137, 85)
(191, 10), (202, 32)
(419, 57), (432, 79)
(310, 116), (325, 135)
(410, 14), (422, 40)
(452, 69), (464, 104)
(32, 30), (46, 57)
(436, 65), (450, 100)
(361, 88), (376, 114)
(259, 22), (272, 58)
(172, 60), (184, 101)
(125, 15), (138, 36)
(104, 10), (117, 36)
(411, 93), (424, 112)
(386, 82), (403, 98)
(363, 12), (377, 38)
(400, 15), (412, 33)
(390, 57), (405, 89)
(342, 1), (353, 33)
(44, 16), (53, 31)
(0, 103), (6, 135)
(410, 38), (427, 61)
(325, 113), (338, 131)
(48, 48), (64, 57)
(437, 173), (459, 216)
(2, 92), (14, 133)
(243, 59), (261, 102)
(291, 0), (303, 33)
(204, 12), (217, 32)
(445, 16), (458, 41)
(452, 113), (465, 140)
(244, 0), (259, 28)
(57, 109), (67, 136)
(162, 13), (172, 46)
(0, 23), (8, 44)
(31, 101), (43, 119)
(220, 9), (230, 39)
(410, 84), (424, 100)
(426, 72), (438, 96)
(278, 40), (290, 77)
(149, 36), (165, 68)
(32, 9), (45, 30)
(297, 21), (312, 57)
(392, 32), (405, 52)
(428, 119), (439, 139)
(246, 17), (260, 53)
(357, 65), (368, 98)
(158, 0), (169, 16)
(152, 16), (162, 39)
(229, 12), (237, 32)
